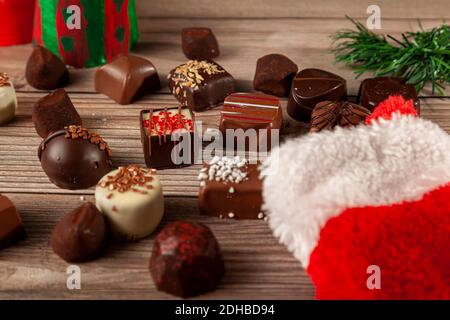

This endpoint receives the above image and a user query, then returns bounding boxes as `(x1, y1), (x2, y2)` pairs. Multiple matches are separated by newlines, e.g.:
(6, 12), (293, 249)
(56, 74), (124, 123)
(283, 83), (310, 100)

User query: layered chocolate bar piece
(358, 77), (420, 113)
(168, 60), (235, 111)
(140, 106), (195, 169)
(198, 156), (264, 220)
(0, 195), (26, 249)
(287, 68), (346, 123)
(220, 92), (282, 151)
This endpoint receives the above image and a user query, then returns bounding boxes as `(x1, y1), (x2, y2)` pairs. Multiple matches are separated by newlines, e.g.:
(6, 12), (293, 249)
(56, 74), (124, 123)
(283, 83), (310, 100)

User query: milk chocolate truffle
(253, 54), (298, 97)
(0, 195), (26, 249)
(198, 156), (264, 220)
(181, 27), (220, 60)
(32, 89), (82, 138)
(358, 77), (420, 112)
(168, 60), (235, 111)
(95, 55), (161, 105)
(38, 125), (113, 190)
(287, 68), (347, 123)
(150, 221), (225, 298)
(51, 202), (107, 262)
(95, 165), (164, 241)
(0, 73), (17, 125)
(25, 46), (69, 90)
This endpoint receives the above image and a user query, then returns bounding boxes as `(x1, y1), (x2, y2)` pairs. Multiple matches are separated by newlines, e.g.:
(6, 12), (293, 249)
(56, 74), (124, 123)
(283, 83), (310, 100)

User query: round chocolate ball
(38, 126), (113, 190)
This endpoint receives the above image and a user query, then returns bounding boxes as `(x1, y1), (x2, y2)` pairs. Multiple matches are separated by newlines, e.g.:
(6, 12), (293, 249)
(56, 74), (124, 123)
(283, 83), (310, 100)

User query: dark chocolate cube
(358, 77), (420, 113)
(95, 55), (161, 105)
(0, 195), (26, 249)
(140, 107), (195, 169)
(168, 60), (235, 112)
(32, 89), (82, 138)
(253, 53), (298, 97)
(287, 68), (347, 123)
(181, 27), (220, 60)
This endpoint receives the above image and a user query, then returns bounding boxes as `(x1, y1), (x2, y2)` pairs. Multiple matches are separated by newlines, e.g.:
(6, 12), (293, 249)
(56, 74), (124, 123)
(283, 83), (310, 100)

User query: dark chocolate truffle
(310, 101), (371, 133)
(287, 68), (347, 123)
(168, 60), (235, 112)
(95, 55), (161, 105)
(253, 53), (298, 97)
(150, 221), (225, 298)
(32, 89), (82, 138)
(51, 202), (107, 262)
(0, 195), (26, 249)
(358, 77), (420, 113)
(38, 125), (113, 190)
(25, 46), (69, 90)
(181, 27), (220, 60)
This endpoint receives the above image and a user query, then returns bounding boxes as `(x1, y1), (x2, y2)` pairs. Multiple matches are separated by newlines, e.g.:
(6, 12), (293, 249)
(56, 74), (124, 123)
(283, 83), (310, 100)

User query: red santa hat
(261, 96), (450, 299)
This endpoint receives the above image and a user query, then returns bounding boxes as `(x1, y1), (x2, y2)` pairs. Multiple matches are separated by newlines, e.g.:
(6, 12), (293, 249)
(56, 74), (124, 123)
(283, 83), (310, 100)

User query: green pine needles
(332, 16), (450, 94)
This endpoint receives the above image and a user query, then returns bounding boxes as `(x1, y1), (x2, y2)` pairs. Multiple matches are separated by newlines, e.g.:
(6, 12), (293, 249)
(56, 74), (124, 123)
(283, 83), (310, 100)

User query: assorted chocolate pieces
(0, 73), (17, 125)
(51, 202), (107, 263)
(168, 60), (235, 111)
(253, 53), (298, 97)
(358, 77), (420, 113)
(0, 195), (26, 249)
(140, 106), (195, 169)
(310, 101), (370, 133)
(26, 46), (69, 90)
(150, 221), (225, 298)
(32, 89), (82, 138)
(95, 55), (161, 105)
(220, 92), (282, 151)
(182, 28), (220, 60)
(38, 125), (113, 190)
(198, 156), (264, 220)
(95, 165), (164, 241)
(287, 68), (347, 123)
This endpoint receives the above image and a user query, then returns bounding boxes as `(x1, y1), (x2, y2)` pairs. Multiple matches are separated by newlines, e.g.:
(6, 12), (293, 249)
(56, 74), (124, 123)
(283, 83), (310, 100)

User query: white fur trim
(261, 115), (450, 267)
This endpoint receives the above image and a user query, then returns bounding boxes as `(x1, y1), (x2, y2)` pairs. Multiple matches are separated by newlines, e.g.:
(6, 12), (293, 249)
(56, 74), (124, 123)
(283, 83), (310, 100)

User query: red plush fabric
(0, 0), (35, 46)
(366, 95), (418, 124)
(307, 184), (450, 300)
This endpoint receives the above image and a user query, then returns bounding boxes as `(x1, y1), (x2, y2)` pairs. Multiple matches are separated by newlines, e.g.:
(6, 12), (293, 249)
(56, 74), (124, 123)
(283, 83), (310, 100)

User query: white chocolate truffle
(95, 165), (164, 240)
(0, 73), (17, 125)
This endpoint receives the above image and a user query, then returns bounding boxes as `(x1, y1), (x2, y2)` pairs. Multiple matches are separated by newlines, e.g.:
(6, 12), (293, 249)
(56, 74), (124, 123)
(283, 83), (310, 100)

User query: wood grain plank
(0, 193), (313, 299)
(135, 0), (449, 19)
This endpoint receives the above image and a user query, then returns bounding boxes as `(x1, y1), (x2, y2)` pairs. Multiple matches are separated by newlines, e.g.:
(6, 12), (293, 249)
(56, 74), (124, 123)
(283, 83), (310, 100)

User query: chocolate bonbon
(181, 27), (220, 60)
(310, 101), (370, 132)
(140, 106), (194, 169)
(32, 89), (82, 138)
(198, 156), (264, 220)
(95, 55), (161, 105)
(0, 73), (17, 125)
(25, 45), (69, 90)
(287, 68), (347, 123)
(253, 53), (298, 97)
(358, 77), (420, 112)
(149, 221), (225, 297)
(0, 195), (26, 249)
(168, 60), (235, 111)
(38, 125), (113, 190)
(50, 202), (107, 262)
(95, 165), (164, 241)
(220, 93), (282, 151)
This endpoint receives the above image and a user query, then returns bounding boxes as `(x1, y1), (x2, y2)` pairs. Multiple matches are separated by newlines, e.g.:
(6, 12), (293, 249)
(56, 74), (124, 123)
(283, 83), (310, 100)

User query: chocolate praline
(38, 126), (113, 190)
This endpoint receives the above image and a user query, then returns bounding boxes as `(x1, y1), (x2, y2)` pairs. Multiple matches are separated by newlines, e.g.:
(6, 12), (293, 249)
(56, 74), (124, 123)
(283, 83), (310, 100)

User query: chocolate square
(168, 60), (235, 112)
(140, 106), (195, 169)
(358, 77), (420, 112)
(287, 68), (346, 123)
(95, 55), (161, 105)
(181, 27), (220, 60)
(198, 160), (264, 220)
(0, 195), (26, 249)
(219, 92), (282, 151)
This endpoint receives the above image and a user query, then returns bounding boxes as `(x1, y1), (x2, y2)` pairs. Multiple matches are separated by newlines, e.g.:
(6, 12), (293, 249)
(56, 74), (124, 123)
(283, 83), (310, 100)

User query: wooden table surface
(0, 0), (449, 299)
